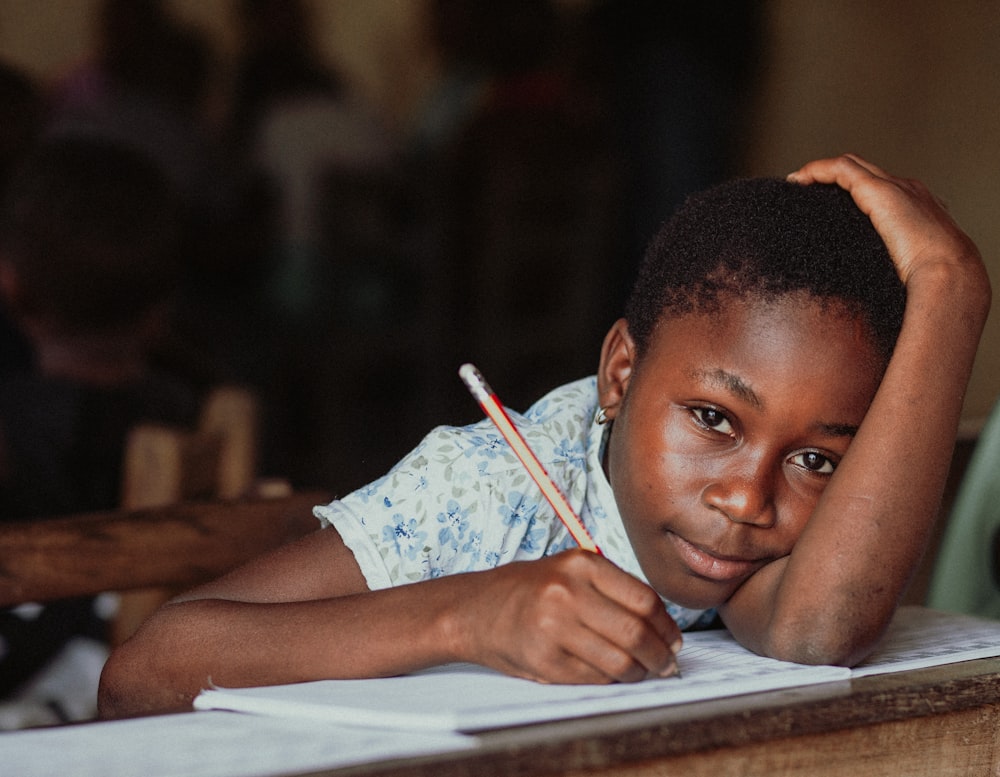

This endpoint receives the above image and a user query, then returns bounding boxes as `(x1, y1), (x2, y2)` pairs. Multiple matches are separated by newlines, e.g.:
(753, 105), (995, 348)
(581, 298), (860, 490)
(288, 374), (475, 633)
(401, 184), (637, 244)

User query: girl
(100, 155), (991, 718)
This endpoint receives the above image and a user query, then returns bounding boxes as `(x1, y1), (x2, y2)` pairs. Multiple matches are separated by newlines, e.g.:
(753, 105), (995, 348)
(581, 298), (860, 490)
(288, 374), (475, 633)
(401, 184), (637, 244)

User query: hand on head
(787, 154), (986, 290)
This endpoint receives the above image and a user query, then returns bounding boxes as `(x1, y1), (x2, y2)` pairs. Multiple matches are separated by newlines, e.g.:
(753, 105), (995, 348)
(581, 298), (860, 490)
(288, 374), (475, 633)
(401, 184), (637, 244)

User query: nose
(700, 454), (776, 528)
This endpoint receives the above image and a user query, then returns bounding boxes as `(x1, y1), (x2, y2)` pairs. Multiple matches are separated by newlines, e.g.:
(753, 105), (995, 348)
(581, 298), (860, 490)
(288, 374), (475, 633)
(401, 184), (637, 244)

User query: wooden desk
(322, 656), (1000, 777)
(4, 656), (997, 776)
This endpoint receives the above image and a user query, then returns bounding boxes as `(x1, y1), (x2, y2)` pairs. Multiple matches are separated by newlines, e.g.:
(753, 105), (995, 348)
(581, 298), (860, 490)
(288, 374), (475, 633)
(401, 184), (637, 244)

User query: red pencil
(459, 363), (603, 555)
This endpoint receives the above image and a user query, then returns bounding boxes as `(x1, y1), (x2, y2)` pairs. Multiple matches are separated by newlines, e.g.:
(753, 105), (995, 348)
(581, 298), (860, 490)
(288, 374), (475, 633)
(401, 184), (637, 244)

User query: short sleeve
(314, 422), (566, 590)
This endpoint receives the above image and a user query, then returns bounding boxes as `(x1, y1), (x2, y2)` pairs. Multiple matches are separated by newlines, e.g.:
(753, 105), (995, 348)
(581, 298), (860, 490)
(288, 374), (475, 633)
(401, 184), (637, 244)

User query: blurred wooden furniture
(0, 384), (312, 645)
(112, 385), (263, 643)
(0, 491), (327, 609)
(121, 386), (261, 512)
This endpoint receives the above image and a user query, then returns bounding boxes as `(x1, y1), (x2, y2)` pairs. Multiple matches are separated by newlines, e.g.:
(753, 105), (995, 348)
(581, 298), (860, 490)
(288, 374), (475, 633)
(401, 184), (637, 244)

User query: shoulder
(520, 377), (598, 426)
(320, 378), (599, 524)
(514, 377), (599, 478)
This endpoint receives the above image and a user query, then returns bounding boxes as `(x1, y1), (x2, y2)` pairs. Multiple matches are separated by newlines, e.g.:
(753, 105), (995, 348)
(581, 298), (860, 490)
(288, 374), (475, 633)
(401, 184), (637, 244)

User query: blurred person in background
(0, 137), (200, 727)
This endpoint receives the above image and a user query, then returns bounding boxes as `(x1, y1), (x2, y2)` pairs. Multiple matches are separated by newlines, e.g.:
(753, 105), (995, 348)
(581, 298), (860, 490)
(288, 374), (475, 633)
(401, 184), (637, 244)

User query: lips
(668, 532), (761, 583)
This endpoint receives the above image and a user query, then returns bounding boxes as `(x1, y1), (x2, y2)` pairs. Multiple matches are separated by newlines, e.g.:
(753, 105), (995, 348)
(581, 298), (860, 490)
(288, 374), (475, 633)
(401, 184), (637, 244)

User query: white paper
(0, 710), (475, 777)
(195, 607), (1000, 733)
(851, 606), (1000, 677)
(195, 633), (851, 732)
(9, 608), (999, 776)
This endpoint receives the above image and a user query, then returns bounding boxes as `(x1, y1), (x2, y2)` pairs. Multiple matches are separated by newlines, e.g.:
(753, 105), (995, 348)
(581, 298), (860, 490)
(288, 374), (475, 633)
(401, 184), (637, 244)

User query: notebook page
(851, 606), (1000, 677)
(195, 631), (850, 732)
(0, 709), (475, 777)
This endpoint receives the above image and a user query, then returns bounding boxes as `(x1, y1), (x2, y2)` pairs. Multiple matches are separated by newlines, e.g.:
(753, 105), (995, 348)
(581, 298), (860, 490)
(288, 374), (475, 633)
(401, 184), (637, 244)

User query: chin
(655, 575), (737, 612)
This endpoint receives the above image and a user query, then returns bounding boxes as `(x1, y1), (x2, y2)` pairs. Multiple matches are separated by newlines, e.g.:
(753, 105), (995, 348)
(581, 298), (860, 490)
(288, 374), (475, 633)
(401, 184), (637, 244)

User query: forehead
(641, 292), (884, 413)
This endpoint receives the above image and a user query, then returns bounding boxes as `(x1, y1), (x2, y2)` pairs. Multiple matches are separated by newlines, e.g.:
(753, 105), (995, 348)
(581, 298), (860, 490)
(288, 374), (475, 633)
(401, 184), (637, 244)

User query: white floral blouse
(315, 377), (715, 630)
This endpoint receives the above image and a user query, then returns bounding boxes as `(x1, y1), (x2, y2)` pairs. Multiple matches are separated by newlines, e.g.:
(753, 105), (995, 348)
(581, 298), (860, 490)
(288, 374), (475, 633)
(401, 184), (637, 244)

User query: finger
(786, 154), (853, 184)
(540, 552), (682, 678)
(789, 155), (920, 230)
(546, 617), (680, 684)
(499, 644), (615, 686)
(839, 159), (937, 210)
(495, 613), (651, 685)
(579, 553), (684, 656)
(555, 626), (648, 684)
(576, 593), (681, 680)
(504, 552), (683, 681)
(841, 152), (893, 179)
(786, 153), (885, 188)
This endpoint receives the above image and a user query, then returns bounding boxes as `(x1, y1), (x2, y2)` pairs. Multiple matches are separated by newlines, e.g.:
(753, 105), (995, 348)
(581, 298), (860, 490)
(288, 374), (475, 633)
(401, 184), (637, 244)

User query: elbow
(97, 612), (199, 719)
(758, 614), (883, 667)
(97, 646), (139, 719)
(763, 634), (860, 668)
(98, 643), (192, 720)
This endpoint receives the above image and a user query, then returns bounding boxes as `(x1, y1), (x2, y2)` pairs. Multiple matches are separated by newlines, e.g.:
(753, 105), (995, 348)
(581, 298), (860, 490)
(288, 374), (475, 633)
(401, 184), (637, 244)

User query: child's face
(601, 292), (883, 610)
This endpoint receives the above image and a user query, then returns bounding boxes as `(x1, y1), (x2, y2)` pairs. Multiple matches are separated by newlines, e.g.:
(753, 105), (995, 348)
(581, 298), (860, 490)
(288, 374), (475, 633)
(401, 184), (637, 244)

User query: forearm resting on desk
(722, 260), (991, 666)
(98, 522), (480, 720)
(99, 581), (474, 718)
(98, 532), (681, 718)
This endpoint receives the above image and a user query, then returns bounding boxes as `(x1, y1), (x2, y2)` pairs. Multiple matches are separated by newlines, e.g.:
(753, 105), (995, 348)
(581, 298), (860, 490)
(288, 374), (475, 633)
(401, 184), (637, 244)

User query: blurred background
(0, 0), (997, 499)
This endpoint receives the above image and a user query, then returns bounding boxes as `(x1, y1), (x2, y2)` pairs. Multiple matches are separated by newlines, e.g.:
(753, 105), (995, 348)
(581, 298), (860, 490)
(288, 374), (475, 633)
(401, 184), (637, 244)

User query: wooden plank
(324, 658), (1000, 777)
(553, 705), (1000, 776)
(0, 491), (329, 606)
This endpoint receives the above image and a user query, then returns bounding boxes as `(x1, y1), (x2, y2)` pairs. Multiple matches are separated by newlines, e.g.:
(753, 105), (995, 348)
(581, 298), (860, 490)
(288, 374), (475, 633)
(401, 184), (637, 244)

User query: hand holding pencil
(457, 364), (683, 681)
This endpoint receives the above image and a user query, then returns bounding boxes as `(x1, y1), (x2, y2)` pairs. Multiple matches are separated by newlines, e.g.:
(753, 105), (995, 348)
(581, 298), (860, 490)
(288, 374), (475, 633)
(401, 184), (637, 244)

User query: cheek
(624, 404), (733, 488)
(611, 412), (703, 517)
(608, 407), (665, 514)
(773, 476), (825, 548)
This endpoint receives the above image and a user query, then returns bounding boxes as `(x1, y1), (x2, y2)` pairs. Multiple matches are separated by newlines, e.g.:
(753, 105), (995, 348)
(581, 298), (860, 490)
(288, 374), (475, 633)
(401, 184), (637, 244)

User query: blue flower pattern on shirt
(463, 433), (505, 460)
(437, 499), (470, 550)
(460, 529), (483, 567)
(519, 516), (548, 554)
(381, 515), (428, 561)
(553, 438), (587, 468)
(499, 491), (538, 528)
(315, 377), (713, 630)
(355, 477), (386, 504)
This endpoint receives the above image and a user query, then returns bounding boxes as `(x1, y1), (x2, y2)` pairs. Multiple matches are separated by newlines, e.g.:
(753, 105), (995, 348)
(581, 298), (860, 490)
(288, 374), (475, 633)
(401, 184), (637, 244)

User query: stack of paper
(194, 606), (1000, 733)
(5, 607), (999, 777)
(0, 709), (475, 777)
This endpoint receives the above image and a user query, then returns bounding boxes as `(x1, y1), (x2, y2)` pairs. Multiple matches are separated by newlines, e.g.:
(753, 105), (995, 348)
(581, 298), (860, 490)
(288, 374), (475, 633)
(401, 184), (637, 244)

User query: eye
(790, 450), (836, 475)
(691, 406), (735, 437)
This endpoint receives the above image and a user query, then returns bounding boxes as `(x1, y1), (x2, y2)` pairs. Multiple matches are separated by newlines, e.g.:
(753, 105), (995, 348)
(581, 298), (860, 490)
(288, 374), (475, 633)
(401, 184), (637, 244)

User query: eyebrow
(694, 368), (764, 410)
(818, 422), (859, 438)
(691, 368), (860, 439)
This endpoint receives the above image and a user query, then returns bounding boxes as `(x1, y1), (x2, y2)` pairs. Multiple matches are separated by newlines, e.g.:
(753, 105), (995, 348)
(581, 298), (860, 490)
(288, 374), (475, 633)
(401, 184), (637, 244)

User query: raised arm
(98, 525), (681, 718)
(720, 154), (992, 665)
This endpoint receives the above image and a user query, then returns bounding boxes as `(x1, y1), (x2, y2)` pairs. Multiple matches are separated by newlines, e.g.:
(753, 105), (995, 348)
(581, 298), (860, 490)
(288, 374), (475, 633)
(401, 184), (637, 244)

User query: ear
(596, 318), (637, 423)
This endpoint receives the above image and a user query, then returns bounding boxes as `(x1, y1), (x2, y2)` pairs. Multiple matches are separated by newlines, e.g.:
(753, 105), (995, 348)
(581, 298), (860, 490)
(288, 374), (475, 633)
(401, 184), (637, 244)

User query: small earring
(595, 407), (610, 425)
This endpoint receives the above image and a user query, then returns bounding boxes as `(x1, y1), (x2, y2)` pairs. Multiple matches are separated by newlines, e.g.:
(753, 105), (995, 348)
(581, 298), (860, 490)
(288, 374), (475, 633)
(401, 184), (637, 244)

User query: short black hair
(624, 177), (906, 366)
(0, 136), (180, 333)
